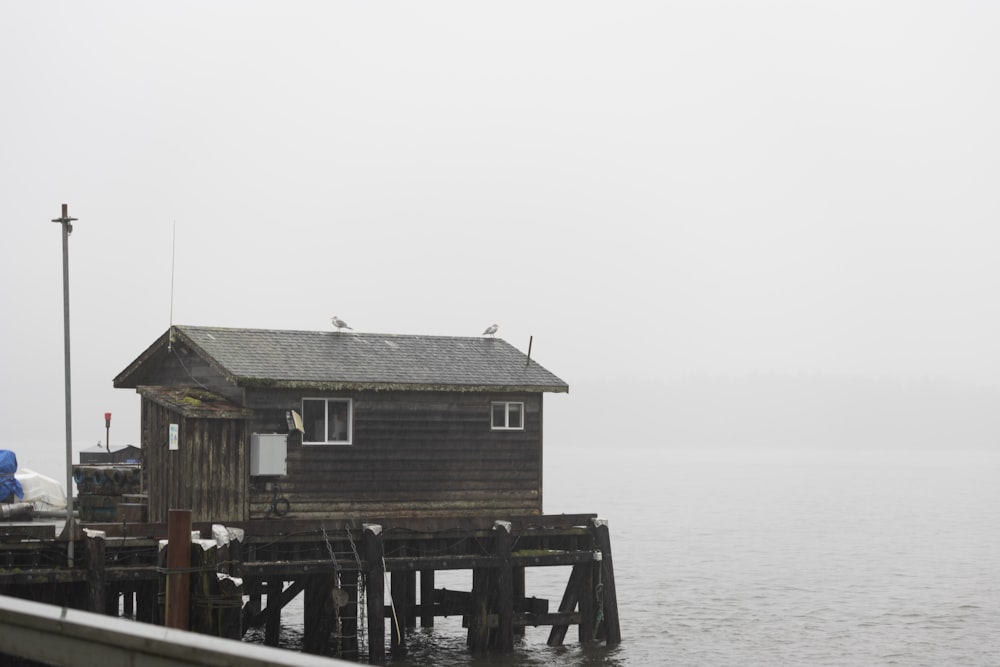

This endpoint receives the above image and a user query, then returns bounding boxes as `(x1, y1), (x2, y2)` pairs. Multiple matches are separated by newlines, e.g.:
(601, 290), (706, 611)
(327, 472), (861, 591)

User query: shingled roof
(115, 325), (569, 393)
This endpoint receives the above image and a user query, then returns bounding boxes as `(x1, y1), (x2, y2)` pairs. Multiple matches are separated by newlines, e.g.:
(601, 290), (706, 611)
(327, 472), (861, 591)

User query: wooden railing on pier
(0, 594), (352, 666)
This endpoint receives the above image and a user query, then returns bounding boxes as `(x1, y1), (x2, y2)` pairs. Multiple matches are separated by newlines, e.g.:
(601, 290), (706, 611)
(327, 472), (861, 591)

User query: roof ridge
(175, 324), (509, 342)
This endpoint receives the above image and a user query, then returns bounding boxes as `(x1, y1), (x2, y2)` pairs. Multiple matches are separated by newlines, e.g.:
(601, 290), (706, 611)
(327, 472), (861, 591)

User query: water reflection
(242, 608), (629, 666)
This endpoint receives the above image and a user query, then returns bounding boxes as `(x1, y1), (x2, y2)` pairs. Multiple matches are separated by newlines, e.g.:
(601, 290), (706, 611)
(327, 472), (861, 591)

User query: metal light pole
(51, 203), (77, 567)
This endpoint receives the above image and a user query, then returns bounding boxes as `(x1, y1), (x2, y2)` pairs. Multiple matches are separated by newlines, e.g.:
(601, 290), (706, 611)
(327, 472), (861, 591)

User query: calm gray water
(258, 447), (1000, 666)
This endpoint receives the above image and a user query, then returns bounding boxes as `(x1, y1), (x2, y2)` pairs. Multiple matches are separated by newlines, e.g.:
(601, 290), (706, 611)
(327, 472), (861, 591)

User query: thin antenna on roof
(168, 221), (176, 352)
(526, 335), (533, 367)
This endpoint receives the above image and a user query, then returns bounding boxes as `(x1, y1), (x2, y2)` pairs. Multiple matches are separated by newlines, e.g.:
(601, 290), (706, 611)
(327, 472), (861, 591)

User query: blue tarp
(0, 450), (24, 502)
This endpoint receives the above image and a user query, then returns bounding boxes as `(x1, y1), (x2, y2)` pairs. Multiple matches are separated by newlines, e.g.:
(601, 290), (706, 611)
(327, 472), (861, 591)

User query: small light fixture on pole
(51, 203), (77, 567)
(105, 412), (112, 452)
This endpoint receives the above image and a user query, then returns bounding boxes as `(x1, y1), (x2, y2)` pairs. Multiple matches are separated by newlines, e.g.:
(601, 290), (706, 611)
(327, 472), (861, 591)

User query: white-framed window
(302, 398), (353, 445)
(491, 401), (524, 430)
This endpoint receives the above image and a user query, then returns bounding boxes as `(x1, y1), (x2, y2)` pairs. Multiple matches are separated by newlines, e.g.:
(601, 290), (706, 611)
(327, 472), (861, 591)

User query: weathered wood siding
(142, 398), (249, 523)
(244, 390), (544, 520)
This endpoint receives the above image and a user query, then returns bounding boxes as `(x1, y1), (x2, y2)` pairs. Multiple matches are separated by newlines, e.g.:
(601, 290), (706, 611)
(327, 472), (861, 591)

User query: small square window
(302, 398), (353, 444)
(491, 401), (524, 430)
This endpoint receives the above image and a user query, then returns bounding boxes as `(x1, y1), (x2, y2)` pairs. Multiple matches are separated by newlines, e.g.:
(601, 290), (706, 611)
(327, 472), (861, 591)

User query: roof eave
(136, 386), (253, 419)
(114, 326), (241, 389)
(113, 329), (171, 388)
(234, 378), (569, 393)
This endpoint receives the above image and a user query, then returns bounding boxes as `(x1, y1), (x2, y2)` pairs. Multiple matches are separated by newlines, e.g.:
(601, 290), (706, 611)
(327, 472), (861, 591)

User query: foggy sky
(2, 2), (999, 481)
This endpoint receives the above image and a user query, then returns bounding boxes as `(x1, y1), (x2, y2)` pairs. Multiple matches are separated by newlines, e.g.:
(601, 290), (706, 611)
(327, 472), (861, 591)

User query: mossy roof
(116, 325), (569, 393)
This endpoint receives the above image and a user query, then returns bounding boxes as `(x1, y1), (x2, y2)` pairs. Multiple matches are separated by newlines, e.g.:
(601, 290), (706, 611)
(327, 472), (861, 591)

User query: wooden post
(265, 578), (282, 646)
(85, 531), (106, 614)
(245, 587), (263, 632)
(138, 577), (157, 624)
(494, 520), (514, 653)
(363, 524), (385, 663)
(165, 509), (191, 630)
(419, 570), (435, 627)
(405, 571), (417, 629)
(185, 533), (243, 640)
(105, 586), (120, 616)
(590, 518), (622, 646)
(122, 587), (134, 618)
(217, 575), (244, 640)
(213, 526), (244, 640)
(189, 538), (216, 635)
(121, 585), (136, 619)
(512, 566), (526, 636)
(303, 574), (336, 655)
(466, 567), (490, 654)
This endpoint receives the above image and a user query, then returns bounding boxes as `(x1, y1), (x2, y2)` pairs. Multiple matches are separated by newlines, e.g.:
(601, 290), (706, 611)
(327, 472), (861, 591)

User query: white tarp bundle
(15, 468), (67, 511)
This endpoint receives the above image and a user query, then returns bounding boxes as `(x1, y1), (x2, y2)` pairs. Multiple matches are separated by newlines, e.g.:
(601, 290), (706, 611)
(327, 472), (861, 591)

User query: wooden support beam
(233, 548), (598, 578)
(464, 611), (580, 629)
(519, 611), (582, 627)
(546, 564), (586, 646)
(363, 524), (385, 663)
(0, 564), (169, 587)
(77, 513), (600, 538)
(245, 578), (307, 634)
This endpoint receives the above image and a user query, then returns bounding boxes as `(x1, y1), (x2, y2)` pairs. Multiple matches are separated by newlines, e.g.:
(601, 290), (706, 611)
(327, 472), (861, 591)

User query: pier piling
(164, 509), (192, 631)
(363, 524), (385, 662)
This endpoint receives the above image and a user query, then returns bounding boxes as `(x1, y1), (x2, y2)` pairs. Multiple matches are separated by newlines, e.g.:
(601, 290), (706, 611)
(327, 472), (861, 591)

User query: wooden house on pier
(113, 325), (569, 524)
(1, 324), (619, 662)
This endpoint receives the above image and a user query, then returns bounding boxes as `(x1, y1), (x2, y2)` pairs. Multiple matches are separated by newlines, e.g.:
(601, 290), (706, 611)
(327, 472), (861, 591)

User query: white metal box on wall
(250, 433), (287, 476)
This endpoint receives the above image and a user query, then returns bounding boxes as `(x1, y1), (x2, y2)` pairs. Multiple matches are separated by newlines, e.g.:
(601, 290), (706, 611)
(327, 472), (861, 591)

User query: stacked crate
(73, 465), (143, 522)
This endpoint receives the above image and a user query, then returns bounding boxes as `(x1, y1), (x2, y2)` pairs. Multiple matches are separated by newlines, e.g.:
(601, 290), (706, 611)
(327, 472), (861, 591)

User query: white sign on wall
(169, 423), (179, 451)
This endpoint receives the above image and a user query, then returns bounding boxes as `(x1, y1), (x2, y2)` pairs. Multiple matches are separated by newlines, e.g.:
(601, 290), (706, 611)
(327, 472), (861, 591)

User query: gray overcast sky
(2, 2), (999, 479)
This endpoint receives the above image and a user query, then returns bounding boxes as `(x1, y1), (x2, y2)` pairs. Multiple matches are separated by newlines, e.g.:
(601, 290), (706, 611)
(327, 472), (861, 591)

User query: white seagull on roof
(331, 315), (352, 332)
(482, 323), (498, 337)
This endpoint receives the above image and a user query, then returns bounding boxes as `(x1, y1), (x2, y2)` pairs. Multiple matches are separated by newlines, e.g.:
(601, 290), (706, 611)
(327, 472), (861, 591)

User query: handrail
(0, 595), (350, 667)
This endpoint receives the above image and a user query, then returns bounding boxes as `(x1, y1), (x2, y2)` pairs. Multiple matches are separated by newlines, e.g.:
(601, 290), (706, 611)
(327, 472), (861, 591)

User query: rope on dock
(382, 556), (402, 646)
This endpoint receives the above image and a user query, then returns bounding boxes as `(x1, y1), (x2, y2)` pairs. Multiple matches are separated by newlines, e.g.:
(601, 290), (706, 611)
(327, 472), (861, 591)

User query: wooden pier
(0, 512), (620, 662)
